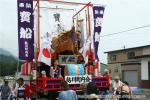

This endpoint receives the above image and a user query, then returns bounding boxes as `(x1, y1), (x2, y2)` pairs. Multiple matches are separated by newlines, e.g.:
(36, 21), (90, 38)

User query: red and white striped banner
(21, 62), (33, 75)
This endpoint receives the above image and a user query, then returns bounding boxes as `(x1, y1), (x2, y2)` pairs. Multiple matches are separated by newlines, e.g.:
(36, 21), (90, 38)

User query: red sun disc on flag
(42, 48), (50, 58)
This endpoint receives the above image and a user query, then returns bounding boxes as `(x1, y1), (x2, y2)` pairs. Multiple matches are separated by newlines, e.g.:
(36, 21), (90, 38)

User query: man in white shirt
(112, 76), (123, 95)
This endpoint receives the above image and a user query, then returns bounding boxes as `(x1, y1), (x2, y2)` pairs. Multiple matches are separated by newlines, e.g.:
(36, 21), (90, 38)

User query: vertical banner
(18, 0), (34, 60)
(93, 6), (105, 60)
(76, 19), (84, 45)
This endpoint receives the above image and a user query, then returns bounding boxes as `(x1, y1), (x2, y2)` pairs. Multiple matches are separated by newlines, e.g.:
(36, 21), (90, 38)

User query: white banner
(65, 75), (92, 84)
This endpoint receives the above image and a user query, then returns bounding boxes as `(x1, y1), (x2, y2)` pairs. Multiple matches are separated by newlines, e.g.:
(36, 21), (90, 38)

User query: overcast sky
(0, 0), (150, 63)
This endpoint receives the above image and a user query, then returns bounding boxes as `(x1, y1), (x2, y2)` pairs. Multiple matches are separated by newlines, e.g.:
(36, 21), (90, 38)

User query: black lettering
(86, 76), (91, 82)
(76, 77), (80, 82)
(66, 77), (71, 83)
(82, 77), (86, 82)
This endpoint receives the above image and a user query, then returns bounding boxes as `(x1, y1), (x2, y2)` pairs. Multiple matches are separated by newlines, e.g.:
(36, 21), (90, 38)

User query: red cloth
(52, 52), (57, 60)
(86, 65), (95, 75)
(103, 74), (110, 88)
(24, 84), (30, 97)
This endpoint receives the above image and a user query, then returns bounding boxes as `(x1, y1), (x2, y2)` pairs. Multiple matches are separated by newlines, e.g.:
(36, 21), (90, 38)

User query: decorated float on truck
(17, 0), (109, 98)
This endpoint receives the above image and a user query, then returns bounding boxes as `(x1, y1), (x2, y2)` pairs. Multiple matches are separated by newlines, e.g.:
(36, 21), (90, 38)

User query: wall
(141, 58), (150, 80)
(108, 63), (122, 79)
(121, 64), (141, 86)
(142, 47), (150, 55)
(107, 48), (142, 64)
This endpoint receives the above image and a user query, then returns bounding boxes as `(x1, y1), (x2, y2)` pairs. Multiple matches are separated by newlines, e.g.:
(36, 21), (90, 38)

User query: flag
(82, 38), (90, 64)
(94, 60), (101, 76)
(76, 19), (84, 45)
(38, 32), (52, 66)
(18, 0), (34, 60)
(85, 50), (89, 64)
(93, 6), (105, 60)
(38, 47), (51, 66)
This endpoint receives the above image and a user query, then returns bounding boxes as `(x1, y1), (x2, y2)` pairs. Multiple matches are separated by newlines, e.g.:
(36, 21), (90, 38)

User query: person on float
(49, 59), (62, 78)
(100, 69), (110, 100)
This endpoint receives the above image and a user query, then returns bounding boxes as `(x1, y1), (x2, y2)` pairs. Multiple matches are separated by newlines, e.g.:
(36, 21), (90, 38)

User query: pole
(87, 4), (91, 36)
(16, 58), (20, 78)
(40, 7), (74, 11)
(46, 0), (93, 6)
(85, 10), (88, 38)
(36, 1), (40, 99)
(72, 2), (91, 18)
(37, 0), (40, 51)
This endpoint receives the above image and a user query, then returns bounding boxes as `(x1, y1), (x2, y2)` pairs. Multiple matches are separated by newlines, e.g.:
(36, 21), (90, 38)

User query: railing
(92, 76), (110, 88)
(30, 76), (109, 95)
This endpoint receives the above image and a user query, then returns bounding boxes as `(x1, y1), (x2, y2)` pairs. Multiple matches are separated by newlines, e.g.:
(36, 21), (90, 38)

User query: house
(105, 45), (150, 88)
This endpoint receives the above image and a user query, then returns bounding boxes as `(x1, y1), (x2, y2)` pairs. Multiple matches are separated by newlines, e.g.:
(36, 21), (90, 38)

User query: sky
(0, 0), (150, 63)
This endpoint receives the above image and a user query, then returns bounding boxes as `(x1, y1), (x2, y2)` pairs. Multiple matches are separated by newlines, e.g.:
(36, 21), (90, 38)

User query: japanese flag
(38, 32), (52, 66)
(38, 48), (51, 66)
(83, 37), (91, 64)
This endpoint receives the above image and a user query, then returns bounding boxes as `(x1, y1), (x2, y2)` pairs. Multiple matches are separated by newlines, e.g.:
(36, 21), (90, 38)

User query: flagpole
(85, 10), (88, 38)
(87, 4), (91, 36)
(37, 0), (40, 52)
(85, 8), (90, 65)
(87, 3), (92, 63)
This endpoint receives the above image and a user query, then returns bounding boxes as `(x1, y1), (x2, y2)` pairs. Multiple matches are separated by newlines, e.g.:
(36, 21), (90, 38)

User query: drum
(64, 64), (85, 76)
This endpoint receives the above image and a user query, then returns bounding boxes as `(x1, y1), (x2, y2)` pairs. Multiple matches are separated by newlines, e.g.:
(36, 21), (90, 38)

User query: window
(148, 61), (150, 80)
(110, 55), (117, 61)
(127, 52), (135, 59)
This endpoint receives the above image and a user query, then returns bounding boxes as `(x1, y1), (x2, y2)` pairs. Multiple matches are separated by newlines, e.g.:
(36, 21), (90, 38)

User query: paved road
(139, 95), (150, 100)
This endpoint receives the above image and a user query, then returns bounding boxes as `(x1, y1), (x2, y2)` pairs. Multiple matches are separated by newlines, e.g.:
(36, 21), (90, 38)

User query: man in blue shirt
(0, 80), (11, 100)
(58, 81), (78, 100)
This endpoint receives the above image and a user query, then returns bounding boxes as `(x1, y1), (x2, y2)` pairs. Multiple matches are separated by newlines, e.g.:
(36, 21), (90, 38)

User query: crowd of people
(0, 78), (30, 100)
(58, 74), (132, 100)
(0, 69), (132, 100)
(57, 68), (132, 100)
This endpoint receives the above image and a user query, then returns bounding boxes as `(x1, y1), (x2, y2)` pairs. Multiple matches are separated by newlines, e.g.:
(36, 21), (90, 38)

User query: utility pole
(0, 60), (1, 76)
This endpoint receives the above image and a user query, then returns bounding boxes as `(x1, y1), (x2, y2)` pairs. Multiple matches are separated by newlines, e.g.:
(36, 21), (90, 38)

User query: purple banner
(93, 6), (105, 60)
(18, 0), (34, 60)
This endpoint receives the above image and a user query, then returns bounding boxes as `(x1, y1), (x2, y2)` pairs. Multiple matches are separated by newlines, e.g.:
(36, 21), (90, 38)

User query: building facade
(105, 45), (150, 88)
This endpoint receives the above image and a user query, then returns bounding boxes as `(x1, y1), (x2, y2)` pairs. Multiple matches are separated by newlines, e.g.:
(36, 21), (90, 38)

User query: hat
(41, 71), (46, 75)
(104, 69), (109, 72)
(114, 76), (120, 80)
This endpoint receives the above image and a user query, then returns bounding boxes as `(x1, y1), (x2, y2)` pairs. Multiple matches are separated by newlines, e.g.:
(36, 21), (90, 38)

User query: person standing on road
(8, 83), (17, 100)
(16, 78), (30, 100)
(118, 81), (132, 100)
(0, 80), (11, 100)
(86, 82), (100, 100)
(112, 76), (123, 95)
(58, 80), (78, 100)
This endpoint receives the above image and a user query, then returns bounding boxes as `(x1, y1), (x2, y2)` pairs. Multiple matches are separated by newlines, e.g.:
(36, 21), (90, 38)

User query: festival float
(17, 0), (109, 98)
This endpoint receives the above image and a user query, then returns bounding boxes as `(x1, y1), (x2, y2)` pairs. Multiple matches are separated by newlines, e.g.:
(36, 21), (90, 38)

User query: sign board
(65, 75), (92, 84)
(59, 55), (78, 64)
(93, 6), (105, 60)
(17, 0), (34, 60)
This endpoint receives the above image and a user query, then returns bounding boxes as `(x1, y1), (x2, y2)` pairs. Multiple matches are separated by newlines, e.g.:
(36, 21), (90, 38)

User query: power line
(100, 24), (150, 37)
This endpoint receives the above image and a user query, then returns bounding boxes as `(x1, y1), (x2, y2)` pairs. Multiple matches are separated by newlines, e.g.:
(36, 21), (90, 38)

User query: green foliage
(0, 54), (22, 76)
